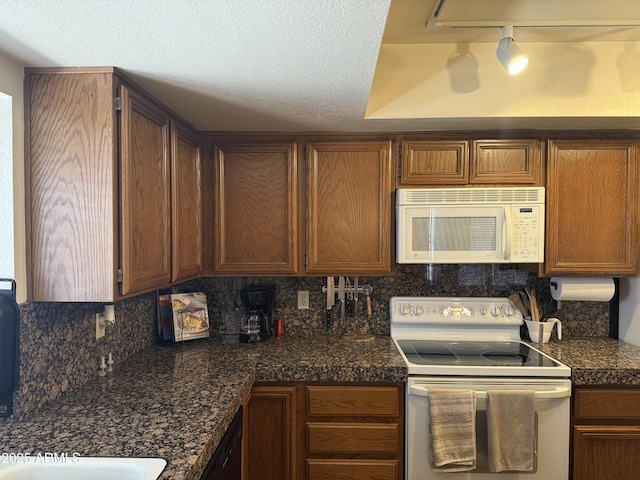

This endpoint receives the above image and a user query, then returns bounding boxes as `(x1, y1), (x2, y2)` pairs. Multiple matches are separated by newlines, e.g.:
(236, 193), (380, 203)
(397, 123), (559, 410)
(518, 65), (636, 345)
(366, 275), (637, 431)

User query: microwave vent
(397, 187), (544, 205)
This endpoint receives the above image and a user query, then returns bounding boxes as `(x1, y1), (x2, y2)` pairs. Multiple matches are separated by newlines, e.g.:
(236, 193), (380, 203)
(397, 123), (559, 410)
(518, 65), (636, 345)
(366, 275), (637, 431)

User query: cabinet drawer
(307, 386), (399, 416)
(307, 459), (399, 480)
(307, 422), (399, 454)
(575, 388), (640, 420)
(399, 140), (469, 185)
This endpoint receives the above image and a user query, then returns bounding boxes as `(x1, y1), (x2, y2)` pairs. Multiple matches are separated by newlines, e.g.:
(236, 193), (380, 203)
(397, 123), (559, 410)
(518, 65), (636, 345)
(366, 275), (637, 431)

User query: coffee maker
(235, 285), (275, 343)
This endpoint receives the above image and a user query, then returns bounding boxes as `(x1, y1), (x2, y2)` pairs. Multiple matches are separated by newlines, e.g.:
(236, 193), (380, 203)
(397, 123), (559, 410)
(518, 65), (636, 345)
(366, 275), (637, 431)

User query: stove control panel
(389, 296), (522, 325)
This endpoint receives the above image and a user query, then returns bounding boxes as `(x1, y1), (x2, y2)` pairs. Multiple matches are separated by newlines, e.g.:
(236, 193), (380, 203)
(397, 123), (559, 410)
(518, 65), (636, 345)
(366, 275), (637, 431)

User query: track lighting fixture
(496, 25), (528, 75)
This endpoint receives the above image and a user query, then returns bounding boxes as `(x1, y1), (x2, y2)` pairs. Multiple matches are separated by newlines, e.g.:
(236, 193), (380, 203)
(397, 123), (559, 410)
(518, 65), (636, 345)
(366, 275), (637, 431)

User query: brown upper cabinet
(171, 121), (204, 283)
(545, 139), (638, 276)
(26, 68), (202, 301)
(305, 140), (393, 275)
(398, 138), (542, 186)
(213, 142), (299, 275)
(212, 139), (393, 276)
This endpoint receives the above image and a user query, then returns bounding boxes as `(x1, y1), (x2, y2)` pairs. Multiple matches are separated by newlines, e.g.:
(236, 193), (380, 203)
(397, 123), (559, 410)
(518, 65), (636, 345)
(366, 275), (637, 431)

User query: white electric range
(390, 296), (571, 480)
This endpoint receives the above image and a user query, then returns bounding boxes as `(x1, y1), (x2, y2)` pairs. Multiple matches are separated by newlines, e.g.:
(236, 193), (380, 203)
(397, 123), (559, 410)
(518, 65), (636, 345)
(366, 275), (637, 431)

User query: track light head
(496, 25), (528, 75)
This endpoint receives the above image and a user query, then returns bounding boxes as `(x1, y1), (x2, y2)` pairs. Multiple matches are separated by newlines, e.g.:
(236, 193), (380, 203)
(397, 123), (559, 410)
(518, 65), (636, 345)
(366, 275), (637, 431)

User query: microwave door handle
(502, 207), (511, 261)
(408, 384), (571, 399)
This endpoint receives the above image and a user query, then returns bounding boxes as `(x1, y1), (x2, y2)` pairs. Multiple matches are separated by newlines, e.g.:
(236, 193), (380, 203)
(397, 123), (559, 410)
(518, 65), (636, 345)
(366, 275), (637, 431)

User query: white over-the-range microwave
(396, 187), (545, 264)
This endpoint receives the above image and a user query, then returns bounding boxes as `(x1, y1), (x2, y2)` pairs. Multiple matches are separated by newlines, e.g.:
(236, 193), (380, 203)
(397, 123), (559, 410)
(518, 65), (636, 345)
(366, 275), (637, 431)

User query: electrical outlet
(298, 290), (310, 309)
(96, 313), (105, 339)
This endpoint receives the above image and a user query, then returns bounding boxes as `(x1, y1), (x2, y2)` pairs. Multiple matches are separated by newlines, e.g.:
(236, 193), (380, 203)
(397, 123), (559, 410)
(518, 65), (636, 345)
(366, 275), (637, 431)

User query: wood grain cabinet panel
(27, 71), (118, 302)
(171, 121), (203, 283)
(400, 140), (469, 185)
(307, 459), (399, 480)
(471, 139), (541, 184)
(307, 423), (399, 454)
(304, 383), (403, 480)
(572, 386), (640, 480)
(307, 385), (399, 416)
(573, 426), (640, 480)
(574, 388), (640, 421)
(119, 86), (172, 296)
(546, 139), (638, 276)
(246, 385), (297, 480)
(214, 142), (298, 275)
(26, 68), (204, 301)
(306, 140), (393, 275)
(398, 138), (542, 187)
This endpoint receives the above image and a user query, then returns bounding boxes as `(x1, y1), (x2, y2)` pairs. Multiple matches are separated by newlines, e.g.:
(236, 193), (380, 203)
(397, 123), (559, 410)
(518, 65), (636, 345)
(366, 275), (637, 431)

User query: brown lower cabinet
(244, 382), (404, 480)
(572, 386), (640, 480)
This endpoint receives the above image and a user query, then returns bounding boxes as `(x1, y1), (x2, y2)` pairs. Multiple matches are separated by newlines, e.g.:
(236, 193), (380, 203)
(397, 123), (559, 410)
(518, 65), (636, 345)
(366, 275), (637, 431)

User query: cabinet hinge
(397, 145), (402, 178)
(303, 255), (307, 268)
(117, 269), (123, 283)
(303, 145), (307, 161)
(115, 97), (122, 111)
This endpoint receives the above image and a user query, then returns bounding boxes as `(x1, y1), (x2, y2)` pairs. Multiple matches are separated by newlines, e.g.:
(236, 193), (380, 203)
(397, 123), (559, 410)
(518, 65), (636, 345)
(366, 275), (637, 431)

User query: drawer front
(307, 386), (399, 416)
(575, 388), (640, 420)
(307, 422), (399, 454)
(307, 459), (399, 480)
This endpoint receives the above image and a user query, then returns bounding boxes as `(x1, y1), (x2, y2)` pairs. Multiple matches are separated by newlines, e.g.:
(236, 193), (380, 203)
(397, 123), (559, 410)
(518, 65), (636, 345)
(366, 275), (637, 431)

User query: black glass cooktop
(396, 340), (560, 368)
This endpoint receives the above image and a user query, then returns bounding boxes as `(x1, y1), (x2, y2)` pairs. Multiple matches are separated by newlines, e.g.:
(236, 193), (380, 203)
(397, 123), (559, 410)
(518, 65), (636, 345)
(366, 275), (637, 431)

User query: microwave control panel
(510, 205), (544, 262)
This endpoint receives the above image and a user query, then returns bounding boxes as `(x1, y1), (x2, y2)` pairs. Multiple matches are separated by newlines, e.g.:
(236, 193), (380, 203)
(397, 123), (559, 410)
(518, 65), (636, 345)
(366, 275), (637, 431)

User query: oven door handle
(408, 385), (571, 399)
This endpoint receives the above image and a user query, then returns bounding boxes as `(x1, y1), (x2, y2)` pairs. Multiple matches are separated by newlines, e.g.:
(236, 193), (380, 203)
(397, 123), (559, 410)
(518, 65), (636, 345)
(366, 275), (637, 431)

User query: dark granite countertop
(532, 337), (640, 385)
(0, 334), (406, 480)
(3, 333), (640, 479)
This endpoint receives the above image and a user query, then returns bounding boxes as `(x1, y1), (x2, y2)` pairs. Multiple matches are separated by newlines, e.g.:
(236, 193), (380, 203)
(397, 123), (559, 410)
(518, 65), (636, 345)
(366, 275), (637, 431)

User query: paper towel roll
(550, 277), (615, 302)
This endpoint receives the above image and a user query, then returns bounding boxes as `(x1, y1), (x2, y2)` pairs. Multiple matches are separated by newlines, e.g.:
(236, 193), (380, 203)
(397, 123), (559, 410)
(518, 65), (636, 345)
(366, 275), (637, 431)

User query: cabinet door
(306, 141), (393, 275)
(470, 139), (541, 184)
(546, 140), (638, 275)
(214, 143), (298, 275)
(573, 425), (640, 480)
(247, 386), (297, 480)
(171, 121), (203, 283)
(119, 86), (172, 295)
(399, 140), (468, 185)
(27, 71), (117, 302)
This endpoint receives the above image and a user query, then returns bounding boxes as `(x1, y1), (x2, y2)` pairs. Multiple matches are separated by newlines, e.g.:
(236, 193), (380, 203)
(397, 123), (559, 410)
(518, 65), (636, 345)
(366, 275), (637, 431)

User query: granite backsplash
(5, 264), (610, 421)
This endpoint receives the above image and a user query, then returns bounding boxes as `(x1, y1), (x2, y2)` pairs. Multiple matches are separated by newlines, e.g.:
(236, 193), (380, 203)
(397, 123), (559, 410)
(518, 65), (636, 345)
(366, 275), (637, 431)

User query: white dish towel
(486, 390), (536, 472)
(428, 388), (477, 472)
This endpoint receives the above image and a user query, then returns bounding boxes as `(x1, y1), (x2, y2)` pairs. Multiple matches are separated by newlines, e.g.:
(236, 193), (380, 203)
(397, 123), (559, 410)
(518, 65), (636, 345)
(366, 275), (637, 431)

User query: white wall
(0, 53), (26, 303)
(618, 278), (640, 347)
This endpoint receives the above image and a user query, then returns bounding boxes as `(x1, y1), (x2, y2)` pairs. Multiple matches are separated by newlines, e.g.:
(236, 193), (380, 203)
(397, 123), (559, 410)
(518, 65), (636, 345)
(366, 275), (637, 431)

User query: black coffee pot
(235, 285), (275, 343)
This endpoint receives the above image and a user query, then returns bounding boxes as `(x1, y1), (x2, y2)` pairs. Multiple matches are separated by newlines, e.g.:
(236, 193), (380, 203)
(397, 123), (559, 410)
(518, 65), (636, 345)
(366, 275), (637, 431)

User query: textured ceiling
(1, 0), (640, 132)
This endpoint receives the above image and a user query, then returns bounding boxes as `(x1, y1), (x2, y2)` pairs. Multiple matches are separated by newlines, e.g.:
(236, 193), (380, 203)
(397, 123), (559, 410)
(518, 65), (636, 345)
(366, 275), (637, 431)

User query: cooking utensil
(525, 287), (540, 321)
(338, 276), (345, 321)
(362, 284), (373, 316)
(353, 276), (358, 315)
(509, 292), (527, 317)
(518, 290), (530, 317)
(345, 277), (354, 317)
(326, 277), (334, 328)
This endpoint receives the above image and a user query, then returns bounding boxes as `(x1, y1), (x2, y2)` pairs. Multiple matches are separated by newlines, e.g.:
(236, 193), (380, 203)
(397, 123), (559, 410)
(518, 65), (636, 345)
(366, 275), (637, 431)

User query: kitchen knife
(354, 276), (358, 315)
(338, 276), (345, 321)
(326, 277), (334, 328)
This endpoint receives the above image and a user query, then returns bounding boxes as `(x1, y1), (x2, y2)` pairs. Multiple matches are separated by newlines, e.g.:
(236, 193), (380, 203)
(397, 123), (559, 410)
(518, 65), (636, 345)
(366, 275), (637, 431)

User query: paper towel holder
(550, 281), (560, 308)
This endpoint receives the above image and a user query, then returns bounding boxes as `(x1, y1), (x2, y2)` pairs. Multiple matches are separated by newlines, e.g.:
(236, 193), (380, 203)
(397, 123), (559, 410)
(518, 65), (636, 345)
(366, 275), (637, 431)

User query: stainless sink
(0, 456), (167, 480)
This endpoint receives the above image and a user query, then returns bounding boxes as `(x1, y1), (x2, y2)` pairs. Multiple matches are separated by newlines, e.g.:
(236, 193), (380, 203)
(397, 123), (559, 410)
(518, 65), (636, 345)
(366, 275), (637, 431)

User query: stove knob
(490, 306), (501, 317)
(399, 304), (411, 316)
(412, 305), (424, 316)
(503, 306), (514, 317)
(479, 307), (487, 316)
